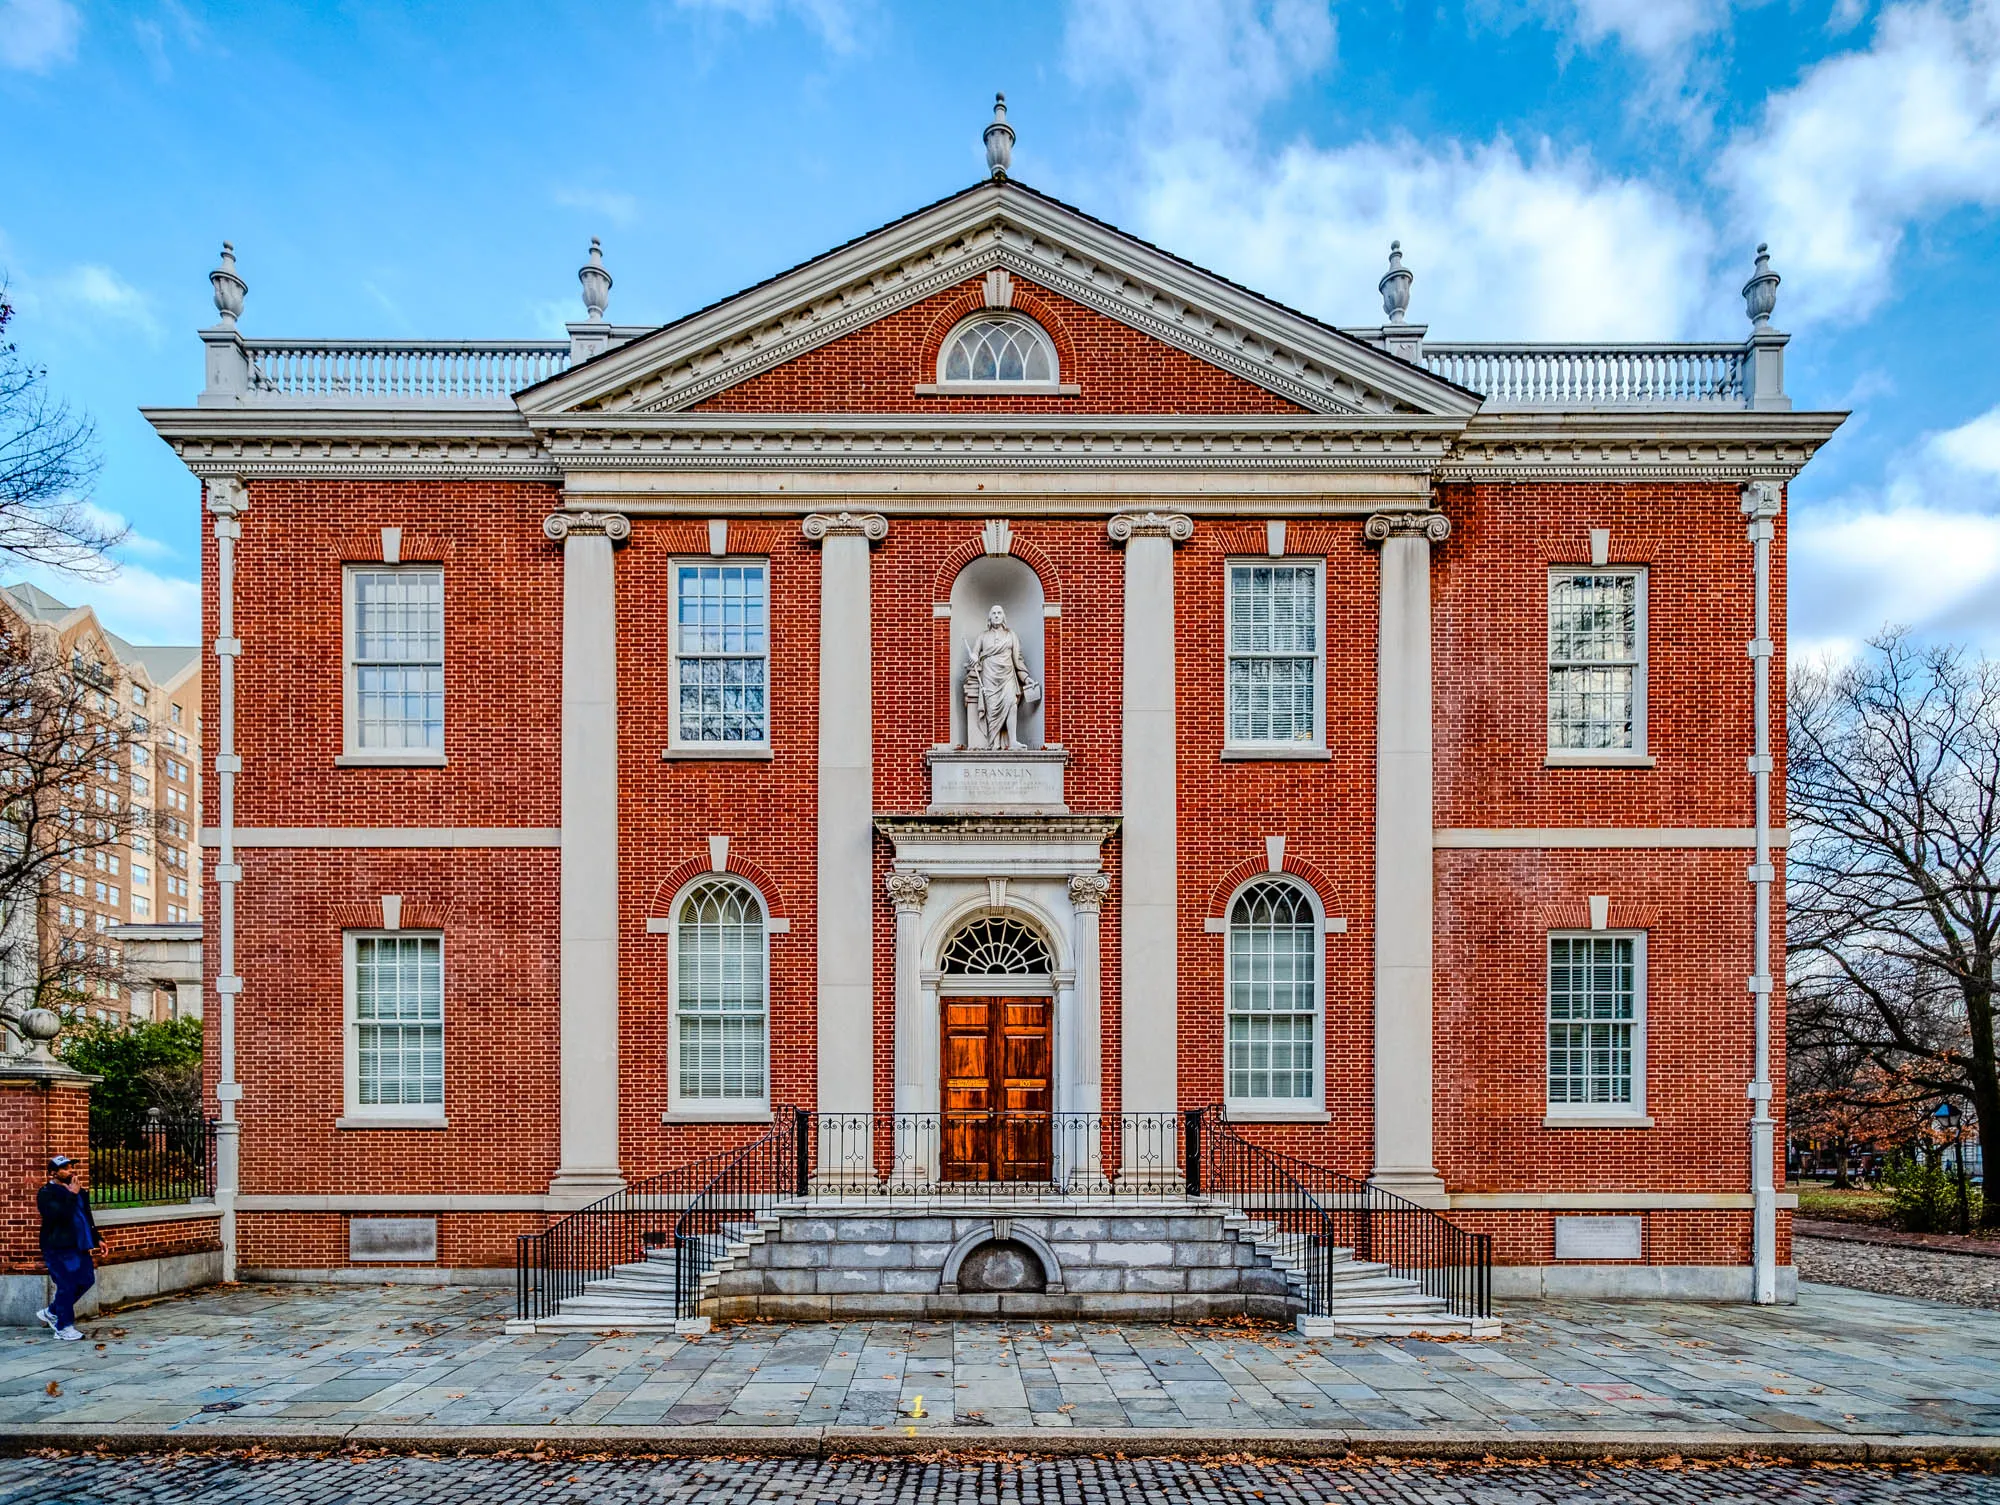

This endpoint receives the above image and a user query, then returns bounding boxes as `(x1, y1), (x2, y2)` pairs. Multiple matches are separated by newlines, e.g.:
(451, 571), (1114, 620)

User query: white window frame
(340, 564), (446, 766)
(1544, 930), (1648, 1123)
(1223, 559), (1327, 756)
(667, 558), (772, 756)
(1546, 566), (1649, 764)
(666, 875), (772, 1118)
(342, 930), (446, 1124)
(1222, 876), (1327, 1116)
(922, 313), (1074, 395)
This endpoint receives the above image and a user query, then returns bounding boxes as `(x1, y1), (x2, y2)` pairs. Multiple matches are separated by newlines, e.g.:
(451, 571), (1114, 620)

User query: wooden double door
(941, 995), (1053, 1182)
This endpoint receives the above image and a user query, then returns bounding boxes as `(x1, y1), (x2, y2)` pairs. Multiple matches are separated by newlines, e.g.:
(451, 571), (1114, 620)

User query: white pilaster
(805, 512), (887, 1116)
(207, 476), (248, 1280)
(1109, 512), (1191, 1158)
(546, 510), (630, 1206)
(1366, 510), (1450, 1207)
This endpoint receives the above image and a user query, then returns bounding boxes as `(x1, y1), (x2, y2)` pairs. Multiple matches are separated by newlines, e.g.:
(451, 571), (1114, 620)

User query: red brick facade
(180, 210), (1808, 1294)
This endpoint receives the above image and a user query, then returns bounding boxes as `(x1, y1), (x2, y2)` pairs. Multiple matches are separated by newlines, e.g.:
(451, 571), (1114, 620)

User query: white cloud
(1718, 0), (2000, 326)
(5, 261), (162, 344)
(0, 0), (79, 72)
(671, 0), (866, 53)
(1114, 133), (1718, 338)
(1791, 402), (2000, 657)
(1063, 0), (1335, 135)
(553, 187), (640, 227)
(1552, 0), (1733, 56)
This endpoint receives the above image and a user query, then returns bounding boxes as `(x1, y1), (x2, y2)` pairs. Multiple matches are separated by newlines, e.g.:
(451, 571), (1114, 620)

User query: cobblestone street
(0, 1279), (1997, 1439)
(1797, 1237), (2000, 1313)
(0, 1452), (1991, 1504)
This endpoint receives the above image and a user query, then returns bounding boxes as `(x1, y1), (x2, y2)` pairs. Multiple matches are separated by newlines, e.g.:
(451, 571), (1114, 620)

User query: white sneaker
(34, 1308), (56, 1334)
(54, 1326), (82, 1342)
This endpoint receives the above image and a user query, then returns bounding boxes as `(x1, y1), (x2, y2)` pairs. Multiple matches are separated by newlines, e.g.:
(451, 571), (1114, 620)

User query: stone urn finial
(15, 1008), (61, 1064)
(1379, 240), (1413, 324)
(209, 241), (246, 328)
(985, 93), (1015, 180)
(1742, 243), (1780, 327)
(578, 237), (612, 322)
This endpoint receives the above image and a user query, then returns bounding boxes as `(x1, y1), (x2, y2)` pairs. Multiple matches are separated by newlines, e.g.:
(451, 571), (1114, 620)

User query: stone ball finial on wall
(15, 1008), (61, 1063)
(984, 92), (1015, 180)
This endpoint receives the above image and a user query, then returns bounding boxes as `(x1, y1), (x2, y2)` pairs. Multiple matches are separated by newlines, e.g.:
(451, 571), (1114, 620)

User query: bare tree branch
(0, 291), (123, 579)
(1787, 631), (2000, 1219)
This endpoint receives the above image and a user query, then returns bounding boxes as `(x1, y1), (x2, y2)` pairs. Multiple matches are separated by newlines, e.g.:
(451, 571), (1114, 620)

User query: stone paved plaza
(0, 1453), (1991, 1505)
(0, 1279), (1993, 1439)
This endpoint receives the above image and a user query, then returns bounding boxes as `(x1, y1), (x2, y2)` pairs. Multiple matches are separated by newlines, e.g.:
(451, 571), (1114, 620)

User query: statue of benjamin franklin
(964, 605), (1040, 750)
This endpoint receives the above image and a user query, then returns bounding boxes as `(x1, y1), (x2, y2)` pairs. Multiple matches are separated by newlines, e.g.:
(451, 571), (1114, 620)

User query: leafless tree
(0, 620), (145, 1026)
(0, 290), (123, 577)
(1788, 631), (2000, 1220)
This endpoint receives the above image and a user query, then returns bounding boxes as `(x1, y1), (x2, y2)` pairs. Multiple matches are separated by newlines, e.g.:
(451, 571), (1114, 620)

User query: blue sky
(1, 0), (1996, 655)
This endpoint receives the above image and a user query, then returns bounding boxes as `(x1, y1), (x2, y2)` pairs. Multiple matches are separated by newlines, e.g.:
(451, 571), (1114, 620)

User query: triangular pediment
(518, 181), (1480, 420)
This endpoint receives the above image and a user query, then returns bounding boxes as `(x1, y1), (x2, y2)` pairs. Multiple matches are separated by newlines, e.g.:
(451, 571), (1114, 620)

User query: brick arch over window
(329, 899), (452, 930)
(919, 282), (1080, 384)
(932, 530), (1064, 747)
(1203, 851), (1342, 921)
(647, 851), (788, 921)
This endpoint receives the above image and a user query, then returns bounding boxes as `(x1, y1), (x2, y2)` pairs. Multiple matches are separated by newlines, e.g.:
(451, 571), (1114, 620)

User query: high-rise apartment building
(0, 583), (202, 1022)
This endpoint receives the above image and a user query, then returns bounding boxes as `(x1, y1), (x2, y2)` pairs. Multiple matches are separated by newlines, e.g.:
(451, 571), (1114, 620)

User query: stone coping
(0, 1423), (1991, 1465)
(95, 1201), (222, 1228)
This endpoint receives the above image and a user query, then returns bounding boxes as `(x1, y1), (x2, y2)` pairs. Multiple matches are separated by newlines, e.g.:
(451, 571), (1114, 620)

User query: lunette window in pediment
(937, 314), (1058, 386)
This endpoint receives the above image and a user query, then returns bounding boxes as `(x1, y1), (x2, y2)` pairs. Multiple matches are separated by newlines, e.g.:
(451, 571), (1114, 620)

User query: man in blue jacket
(36, 1155), (100, 1341)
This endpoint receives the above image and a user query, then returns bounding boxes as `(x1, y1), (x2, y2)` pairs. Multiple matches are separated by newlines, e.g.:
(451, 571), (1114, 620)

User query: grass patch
(1791, 1182), (1894, 1225)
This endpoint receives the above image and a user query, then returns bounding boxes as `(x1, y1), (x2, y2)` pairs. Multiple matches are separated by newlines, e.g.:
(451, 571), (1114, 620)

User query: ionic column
(1109, 512), (1191, 1181)
(886, 871), (929, 1185)
(1365, 510), (1450, 1207)
(1068, 872), (1111, 1188)
(804, 512), (888, 1118)
(546, 509), (630, 1206)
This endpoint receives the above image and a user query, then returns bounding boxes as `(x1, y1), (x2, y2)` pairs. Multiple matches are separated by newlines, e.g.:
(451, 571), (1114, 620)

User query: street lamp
(1936, 1101), (1971, 1236)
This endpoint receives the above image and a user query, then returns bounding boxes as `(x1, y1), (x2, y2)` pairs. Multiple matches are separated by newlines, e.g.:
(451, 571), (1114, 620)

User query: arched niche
(950, 554), (1046, 750)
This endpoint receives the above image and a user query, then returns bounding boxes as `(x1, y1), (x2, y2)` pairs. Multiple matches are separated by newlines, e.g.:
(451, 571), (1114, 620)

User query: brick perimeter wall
(97, 1216), (223, 1267)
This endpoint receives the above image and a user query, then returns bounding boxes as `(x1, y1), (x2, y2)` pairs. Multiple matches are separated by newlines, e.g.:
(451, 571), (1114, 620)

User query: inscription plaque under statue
(926, 747), (1069, 814)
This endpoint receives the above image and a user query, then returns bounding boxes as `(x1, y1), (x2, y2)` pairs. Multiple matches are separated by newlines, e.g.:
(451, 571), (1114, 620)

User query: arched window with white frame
(671, 878), (769, 1112)
(937, 314), (1058, 386)
(1225, 879), (1321, 1108)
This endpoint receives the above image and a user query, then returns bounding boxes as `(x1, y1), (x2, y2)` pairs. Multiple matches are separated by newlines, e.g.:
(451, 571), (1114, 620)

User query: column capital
(1107, 511), (1193, 545)
(1068, 872), (1111, 911)
(1363, 511), (1450, 545)
(1739, 480), (1782, 519)
(206, 476), (249, 519)
(885, 871), (930, 912)
(802, 511), (888, 544)
(544, 511), (630, 546)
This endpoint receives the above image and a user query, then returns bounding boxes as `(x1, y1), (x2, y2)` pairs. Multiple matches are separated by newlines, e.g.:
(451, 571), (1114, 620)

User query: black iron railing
(87, 1108), (216, 1208)
(515, 1123), (799, 1323)
(1187, 1106), (1491, 1321)
(672, 1112), (806, 1319)
(809, 1111), (1184, 1199)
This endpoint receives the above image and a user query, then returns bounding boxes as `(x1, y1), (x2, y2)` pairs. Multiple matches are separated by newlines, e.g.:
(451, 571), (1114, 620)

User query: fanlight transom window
(941, 915), (1054, 977)
(940, 317), (1056, 384)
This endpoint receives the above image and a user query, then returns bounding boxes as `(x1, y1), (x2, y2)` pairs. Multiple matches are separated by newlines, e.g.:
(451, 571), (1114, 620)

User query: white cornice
(518, 184), (1479, 421)
(1443, 410), (1846, 483)
(528, 413), (1464, 474)
(143, 406), (556, 480)
(143, 404), (1846, 487)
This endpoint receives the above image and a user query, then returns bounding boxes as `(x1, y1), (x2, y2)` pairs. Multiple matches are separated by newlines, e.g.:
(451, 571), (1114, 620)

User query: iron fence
(1188, 1106), (1490, 1321)
(87, 1108), (216, 1208)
